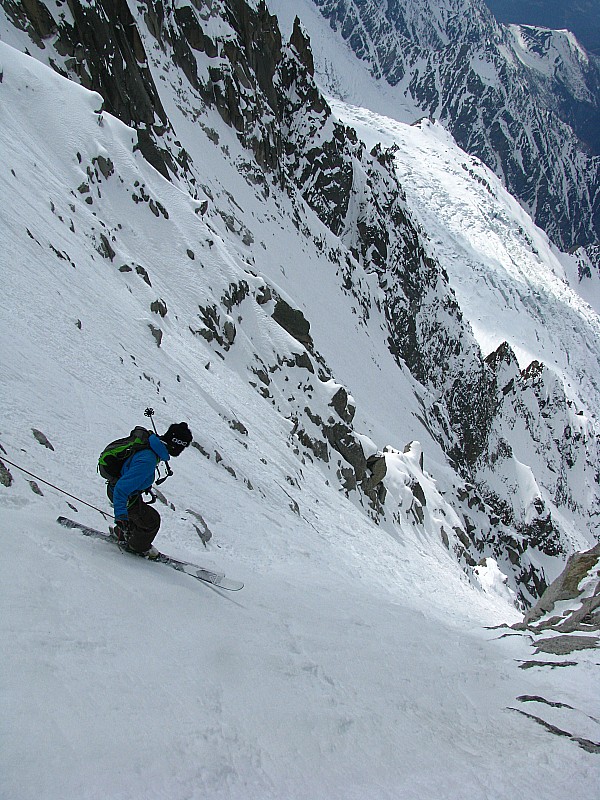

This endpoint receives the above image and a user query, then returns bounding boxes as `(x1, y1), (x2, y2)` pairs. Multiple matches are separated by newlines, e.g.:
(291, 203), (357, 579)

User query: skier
(107, 422), (193, 558)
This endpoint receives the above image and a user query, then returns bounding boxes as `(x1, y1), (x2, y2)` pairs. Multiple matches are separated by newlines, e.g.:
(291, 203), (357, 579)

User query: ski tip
(215, 579), (244, 591)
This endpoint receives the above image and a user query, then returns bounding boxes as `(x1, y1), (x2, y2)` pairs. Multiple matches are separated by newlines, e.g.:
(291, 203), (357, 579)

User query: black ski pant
(107, 487), (160, 553)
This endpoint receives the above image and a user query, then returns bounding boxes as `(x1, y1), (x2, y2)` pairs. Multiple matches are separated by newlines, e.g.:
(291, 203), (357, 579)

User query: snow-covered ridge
(510, 24), (589, 68)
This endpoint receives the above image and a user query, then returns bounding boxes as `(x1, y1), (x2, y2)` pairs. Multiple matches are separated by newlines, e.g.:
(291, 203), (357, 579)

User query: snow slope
(1, 37), (599, 800)
(6, 506), (599, 800)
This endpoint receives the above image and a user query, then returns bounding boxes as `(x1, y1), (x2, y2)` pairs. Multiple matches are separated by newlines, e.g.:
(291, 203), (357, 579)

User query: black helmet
(162, 422), (193, 456)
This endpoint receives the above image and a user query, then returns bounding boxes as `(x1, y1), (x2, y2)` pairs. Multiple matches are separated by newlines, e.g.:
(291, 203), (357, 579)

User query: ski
(56, 516), (244, 591)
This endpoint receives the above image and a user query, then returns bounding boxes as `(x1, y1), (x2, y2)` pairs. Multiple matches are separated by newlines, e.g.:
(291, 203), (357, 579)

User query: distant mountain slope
(272, 0), (600, 253)
(484, 0), (600, 56)
(506, 23), (600, 154)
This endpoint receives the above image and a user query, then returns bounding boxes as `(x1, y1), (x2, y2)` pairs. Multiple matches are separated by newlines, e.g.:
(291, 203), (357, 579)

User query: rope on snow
(0, 454), (112, 519)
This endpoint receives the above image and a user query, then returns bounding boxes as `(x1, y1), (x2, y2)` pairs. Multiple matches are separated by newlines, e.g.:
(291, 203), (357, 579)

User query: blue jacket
(112, 434), (170, 520)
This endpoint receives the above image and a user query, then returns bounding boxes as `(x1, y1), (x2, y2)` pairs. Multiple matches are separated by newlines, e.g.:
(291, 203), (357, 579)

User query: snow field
(4, 505), (596, 800)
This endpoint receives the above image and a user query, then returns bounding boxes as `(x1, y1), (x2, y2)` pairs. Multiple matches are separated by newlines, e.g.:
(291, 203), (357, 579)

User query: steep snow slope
(6, 506), (599, 800)
(1, 41), (599, 800)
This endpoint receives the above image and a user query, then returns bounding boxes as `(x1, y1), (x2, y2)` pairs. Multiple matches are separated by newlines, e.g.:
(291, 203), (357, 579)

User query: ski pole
(144, 406), (159, 435)
(144, 407), (173, 483)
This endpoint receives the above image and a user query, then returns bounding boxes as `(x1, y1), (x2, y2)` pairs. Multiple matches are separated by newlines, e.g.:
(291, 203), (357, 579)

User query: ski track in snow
(0, 34), (599, 800)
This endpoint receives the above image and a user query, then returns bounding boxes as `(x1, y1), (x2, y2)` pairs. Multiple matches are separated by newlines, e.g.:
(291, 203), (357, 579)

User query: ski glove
(114, 519), (131, 542)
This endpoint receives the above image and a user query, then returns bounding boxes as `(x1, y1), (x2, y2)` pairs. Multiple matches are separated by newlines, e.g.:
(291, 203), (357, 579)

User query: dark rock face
(0, 459), (14, 487)
(277, 23), (498, 467)
(272, 300), (313, 348)
(3, 0), (284, 177)
(311, 0), (600, 253)
(3, 0), (177, 177)
(277, 23), (353, 235)
(330, 387), (355, 425)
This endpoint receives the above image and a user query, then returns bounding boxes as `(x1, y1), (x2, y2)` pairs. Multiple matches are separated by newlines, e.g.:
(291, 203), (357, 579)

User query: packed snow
(1, 29), (599, 800)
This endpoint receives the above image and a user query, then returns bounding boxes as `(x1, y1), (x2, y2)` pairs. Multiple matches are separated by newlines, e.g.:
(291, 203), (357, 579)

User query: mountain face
(506, 23), (600, 155)
(1, 0), (599, 611)
(484, 0), (600, 57)
(298, 0), (600, 254)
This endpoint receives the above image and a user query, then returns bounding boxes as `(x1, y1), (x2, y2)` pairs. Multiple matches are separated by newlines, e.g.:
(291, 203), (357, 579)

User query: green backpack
(98, 426), (151, 482)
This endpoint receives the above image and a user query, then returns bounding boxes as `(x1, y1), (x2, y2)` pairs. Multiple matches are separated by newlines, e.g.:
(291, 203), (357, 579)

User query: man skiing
(107, 422), (193, 558)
